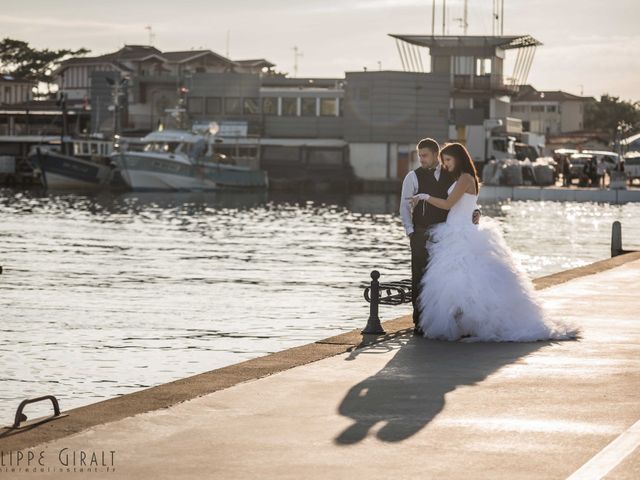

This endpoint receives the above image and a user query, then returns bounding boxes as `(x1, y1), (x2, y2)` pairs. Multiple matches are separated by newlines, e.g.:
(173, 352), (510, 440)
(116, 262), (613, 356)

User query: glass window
(243, 98), (260, 115)
(301, 98), (316, 116)
(224, 97), (242, 115)
(187, 97), (203, 114)
(473, 98), (490, 117)
(453, 56), (474, 75)
(531, 105), (545, 112)
(475, 58), (492, 75)
(546, 105), (557, 113)
(205, 97), (221, 114)
(492, 139), (507, 152)
(320, 98), (337, 116)
(281, 97), (297, 116)
(307, 149), (343, 166)
(262, 97), (278, 115)
(510, 105), (526, 113)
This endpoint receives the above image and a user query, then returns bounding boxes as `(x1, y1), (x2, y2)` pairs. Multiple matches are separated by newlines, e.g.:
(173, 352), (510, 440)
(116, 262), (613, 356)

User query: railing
(360, 270), (412, 335)
(12, 395), (63, 429)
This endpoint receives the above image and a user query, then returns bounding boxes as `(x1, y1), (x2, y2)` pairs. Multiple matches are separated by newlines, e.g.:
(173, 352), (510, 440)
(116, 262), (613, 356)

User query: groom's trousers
(409, 226), (430, 327)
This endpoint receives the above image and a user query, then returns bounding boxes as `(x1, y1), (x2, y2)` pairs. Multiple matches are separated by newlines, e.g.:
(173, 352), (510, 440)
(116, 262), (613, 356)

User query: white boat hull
(119, 168), (218, 191)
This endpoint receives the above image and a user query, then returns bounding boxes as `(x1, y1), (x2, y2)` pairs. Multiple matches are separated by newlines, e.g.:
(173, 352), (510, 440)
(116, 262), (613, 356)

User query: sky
(1, 0), (638, 101)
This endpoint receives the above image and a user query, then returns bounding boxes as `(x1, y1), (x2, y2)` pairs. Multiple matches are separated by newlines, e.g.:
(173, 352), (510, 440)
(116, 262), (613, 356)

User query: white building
(510, 85), (594, 135)
(0, 75), (34, 104)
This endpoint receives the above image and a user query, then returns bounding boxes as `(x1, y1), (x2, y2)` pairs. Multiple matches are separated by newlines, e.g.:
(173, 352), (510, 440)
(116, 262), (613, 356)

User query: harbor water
(1, 189), (639, 424)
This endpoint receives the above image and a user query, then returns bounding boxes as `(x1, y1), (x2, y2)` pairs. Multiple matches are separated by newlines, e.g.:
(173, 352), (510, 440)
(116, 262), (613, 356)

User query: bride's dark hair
(440, 143), (479, 194)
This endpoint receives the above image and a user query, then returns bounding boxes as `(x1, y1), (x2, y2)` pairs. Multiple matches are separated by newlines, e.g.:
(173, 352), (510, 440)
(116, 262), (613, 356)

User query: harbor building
(389, 34), (544, 168)
(510, 85), (595, 135)
(0, 75), (37, 135)
(0, 75), (34, 105)
(42, 34), (549, 188)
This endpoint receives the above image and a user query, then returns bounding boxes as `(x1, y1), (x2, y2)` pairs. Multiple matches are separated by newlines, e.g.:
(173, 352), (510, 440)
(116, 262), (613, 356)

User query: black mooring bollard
(611, 221), (623, 257)
(362, 270), (386, 335)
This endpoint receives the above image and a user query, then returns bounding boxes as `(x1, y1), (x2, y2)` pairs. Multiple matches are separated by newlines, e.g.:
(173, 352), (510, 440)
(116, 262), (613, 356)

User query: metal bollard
(361, 270), (386, 335)
(611, 221), (624, 257)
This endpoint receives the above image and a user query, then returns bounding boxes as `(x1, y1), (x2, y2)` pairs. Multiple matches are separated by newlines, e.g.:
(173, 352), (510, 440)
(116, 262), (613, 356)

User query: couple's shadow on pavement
(334, 330), (548, 445)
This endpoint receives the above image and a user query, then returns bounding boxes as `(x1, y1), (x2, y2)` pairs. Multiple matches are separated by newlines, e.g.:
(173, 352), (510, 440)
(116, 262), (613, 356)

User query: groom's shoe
(412, 325), (424, 336)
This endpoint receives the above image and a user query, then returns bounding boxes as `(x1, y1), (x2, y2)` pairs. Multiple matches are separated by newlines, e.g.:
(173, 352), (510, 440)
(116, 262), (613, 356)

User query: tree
(0, 38), (90, 97)
(584, 94), (640, 134)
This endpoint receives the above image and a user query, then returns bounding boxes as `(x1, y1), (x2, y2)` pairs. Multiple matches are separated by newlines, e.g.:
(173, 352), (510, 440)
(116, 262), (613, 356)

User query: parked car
(581, 150), (620, 172)
(624, 151), (640, 185)
(568, 153), (593, 178)
(553, 148), (579, 183)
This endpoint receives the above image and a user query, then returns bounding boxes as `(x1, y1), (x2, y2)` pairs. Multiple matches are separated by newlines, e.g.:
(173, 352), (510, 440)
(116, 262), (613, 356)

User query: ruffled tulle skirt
(417, 219), (580, 342)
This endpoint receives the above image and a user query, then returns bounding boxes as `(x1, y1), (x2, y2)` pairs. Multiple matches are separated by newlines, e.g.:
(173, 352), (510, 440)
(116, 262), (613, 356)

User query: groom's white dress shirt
(399, 164), (442, 237)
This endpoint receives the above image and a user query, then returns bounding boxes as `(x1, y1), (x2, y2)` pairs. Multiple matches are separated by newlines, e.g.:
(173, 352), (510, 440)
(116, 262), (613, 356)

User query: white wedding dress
(417, 182), (580, 342)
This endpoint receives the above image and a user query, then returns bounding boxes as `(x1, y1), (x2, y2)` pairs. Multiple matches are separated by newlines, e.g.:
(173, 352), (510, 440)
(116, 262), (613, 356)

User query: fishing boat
(29, 138), (116, 190)
(111, 129), (268, 191)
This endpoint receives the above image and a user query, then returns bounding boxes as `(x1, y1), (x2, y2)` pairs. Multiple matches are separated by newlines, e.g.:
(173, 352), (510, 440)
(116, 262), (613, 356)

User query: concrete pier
(479, 185), (640, 203)
(2, 252), (640, 479)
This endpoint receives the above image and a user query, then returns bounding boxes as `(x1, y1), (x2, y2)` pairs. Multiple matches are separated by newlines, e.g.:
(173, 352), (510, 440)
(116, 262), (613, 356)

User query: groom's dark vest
(412, 166), (453, 228)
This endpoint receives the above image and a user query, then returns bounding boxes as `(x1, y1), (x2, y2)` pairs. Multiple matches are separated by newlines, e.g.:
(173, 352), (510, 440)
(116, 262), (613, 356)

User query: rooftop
(389, 34), (542, 50)
(56, 45), (274, 73)
(0, 75), (35, 84)
(515, 85), (595, 103)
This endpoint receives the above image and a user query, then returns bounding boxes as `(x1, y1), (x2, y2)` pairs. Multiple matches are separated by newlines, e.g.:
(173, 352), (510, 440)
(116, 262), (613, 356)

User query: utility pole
(493, 0), (505, 36)
(106, 76), (128, 137)
(454, 0), (469, 35)
(431, 0), (436, 35)
(226, 30), (230, 58)
(464, 0), (468, 35)
(442, 0), (446, 36)
(56, 92), (68, 154)
(293, 46), (303, 78)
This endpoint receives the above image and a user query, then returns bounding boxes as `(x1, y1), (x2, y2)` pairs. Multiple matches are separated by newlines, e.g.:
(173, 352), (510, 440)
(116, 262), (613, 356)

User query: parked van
(624, 151), (640, 185)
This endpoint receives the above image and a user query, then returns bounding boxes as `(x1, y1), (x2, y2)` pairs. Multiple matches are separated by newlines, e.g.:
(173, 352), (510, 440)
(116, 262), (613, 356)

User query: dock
(479, 185), (640, 203)
(2, 252), (640, 479)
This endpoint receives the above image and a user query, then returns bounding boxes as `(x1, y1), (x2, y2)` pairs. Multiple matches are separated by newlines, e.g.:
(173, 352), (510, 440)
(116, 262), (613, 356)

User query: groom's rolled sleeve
(400, 171), (417, 236)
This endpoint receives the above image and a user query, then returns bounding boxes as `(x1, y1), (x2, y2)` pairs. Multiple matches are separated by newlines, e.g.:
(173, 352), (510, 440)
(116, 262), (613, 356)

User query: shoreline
(2, 250), (640, 452)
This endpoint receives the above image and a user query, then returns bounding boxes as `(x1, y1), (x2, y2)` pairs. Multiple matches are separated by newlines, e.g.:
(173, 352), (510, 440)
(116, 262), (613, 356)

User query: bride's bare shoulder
(459, 173), (474, 184)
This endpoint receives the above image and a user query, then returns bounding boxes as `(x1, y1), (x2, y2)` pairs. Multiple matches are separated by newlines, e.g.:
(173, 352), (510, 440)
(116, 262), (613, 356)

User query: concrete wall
(561, 100), (584, 132)
(264, 117), (343, 138)
(187, 72), (260, 97)
(349, 143), (389, 180)
(349, 142), (419, 180)
(343, 71), (450, 144)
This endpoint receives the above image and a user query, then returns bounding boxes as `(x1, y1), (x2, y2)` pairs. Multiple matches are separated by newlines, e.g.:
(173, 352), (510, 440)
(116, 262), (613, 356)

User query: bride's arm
(423, 175), (473, 211)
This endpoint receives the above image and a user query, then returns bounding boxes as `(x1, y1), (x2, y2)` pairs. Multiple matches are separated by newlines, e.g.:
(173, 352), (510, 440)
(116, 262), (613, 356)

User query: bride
(411, 143), (580, 342)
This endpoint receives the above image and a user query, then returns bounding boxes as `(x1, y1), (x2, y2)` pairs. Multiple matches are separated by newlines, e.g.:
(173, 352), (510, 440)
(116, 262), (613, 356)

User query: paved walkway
(7, 258), (640, 479)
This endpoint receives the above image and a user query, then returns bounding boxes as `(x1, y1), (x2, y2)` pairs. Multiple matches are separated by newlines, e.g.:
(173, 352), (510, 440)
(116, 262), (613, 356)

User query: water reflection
(0, 188), (638, 424)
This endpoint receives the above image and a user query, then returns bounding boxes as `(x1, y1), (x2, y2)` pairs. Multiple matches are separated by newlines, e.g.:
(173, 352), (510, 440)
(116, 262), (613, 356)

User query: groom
(399, 138), (480, 335)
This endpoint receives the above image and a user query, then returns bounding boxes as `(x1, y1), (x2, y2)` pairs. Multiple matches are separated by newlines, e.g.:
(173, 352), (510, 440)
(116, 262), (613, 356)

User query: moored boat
(29, 139), (115, 190)
(112, 129), (268, 191)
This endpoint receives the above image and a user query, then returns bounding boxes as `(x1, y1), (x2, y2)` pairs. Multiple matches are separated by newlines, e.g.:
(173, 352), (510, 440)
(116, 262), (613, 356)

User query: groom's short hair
(417, 138), (440, 154)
